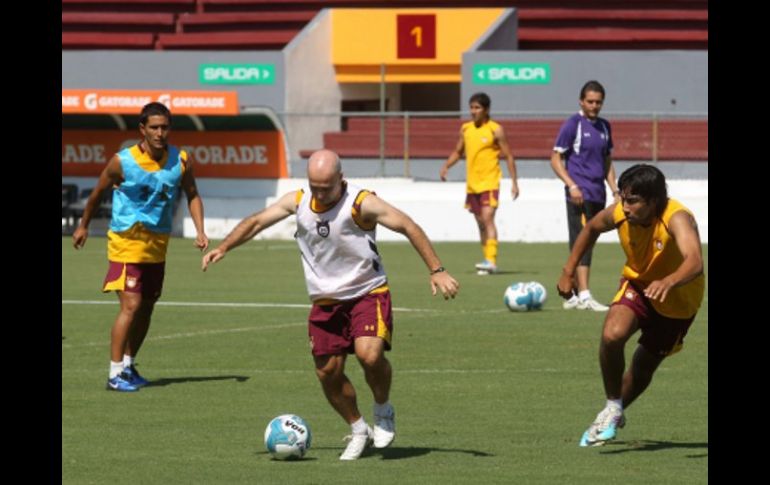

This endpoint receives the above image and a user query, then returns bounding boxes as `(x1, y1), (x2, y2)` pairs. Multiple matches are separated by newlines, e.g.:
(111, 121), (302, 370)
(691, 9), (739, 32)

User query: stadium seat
(62, 32), (156, 49)
(156, 30), (298, 49)
(62, 12), (177, 33)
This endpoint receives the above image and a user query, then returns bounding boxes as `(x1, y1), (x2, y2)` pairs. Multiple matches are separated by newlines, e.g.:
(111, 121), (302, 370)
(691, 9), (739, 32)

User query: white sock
(351, 417), (369, 435)
(374, 401), (392, 416)
(578, 290), (592, 302)
(123, 354), (135, 368)
(110, 361), (124, 379)
(607, 398), (623, 412)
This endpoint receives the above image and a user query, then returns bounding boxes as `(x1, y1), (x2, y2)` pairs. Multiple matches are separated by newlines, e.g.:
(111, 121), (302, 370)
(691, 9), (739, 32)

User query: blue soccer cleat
(106, 373), (140, 392)
(123, 365), (149, 387)
(579, 407), (625, 447)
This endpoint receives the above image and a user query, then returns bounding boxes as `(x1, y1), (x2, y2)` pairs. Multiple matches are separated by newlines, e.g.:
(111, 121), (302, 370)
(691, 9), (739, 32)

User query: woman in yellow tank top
(439, 92), (519, 275)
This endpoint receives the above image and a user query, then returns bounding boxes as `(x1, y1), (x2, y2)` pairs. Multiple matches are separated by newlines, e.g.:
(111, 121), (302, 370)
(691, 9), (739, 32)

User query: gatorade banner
(62, 130), (288, 178)
(62, 89), (239, 115)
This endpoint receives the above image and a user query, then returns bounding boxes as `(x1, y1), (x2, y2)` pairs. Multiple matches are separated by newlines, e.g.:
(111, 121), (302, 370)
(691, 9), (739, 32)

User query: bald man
(202, 150), (460, 460)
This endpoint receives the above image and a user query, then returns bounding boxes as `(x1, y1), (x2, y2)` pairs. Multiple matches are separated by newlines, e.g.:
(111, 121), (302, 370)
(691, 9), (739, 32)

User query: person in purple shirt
(550, 80), (620, 311)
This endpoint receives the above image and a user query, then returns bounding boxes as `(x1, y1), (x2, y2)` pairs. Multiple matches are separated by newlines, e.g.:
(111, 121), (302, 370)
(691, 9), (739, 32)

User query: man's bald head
(308, 149), (341, 180)
(307, 150), (344, 206)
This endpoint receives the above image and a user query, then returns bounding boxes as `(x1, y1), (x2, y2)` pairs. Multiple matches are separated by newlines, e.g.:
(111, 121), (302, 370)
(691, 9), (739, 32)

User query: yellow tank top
(613, 198), (705, 318)
(462, 120), (502, 193)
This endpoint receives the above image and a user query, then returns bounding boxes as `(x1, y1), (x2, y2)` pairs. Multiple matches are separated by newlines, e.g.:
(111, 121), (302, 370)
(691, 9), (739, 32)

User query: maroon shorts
(102, 261), (165, 299)
(308, 289), (393, 356)
(464, 190), (499, 215)
(612, 279), (696, 357)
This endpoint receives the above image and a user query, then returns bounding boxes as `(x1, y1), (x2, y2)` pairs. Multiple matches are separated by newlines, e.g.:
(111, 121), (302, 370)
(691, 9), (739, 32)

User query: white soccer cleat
(563, 297), (581, 310)
(474, 260), (497, 273)
(339, 426), (373, 461)
(578, 297), (610, 312)
(373, 405), (396, 448)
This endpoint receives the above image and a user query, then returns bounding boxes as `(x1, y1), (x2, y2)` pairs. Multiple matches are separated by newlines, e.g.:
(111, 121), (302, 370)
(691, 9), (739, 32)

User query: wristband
(430, 266), (446, 275)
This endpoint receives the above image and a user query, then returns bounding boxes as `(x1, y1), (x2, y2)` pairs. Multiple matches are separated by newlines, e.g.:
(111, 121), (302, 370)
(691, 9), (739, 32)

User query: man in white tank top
(202, 149), (459, 460)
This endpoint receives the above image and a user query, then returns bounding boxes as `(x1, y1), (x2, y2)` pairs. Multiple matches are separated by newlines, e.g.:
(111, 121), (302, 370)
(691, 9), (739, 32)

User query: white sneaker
(563, 297), (580, 309)
(340, 426), (373, 461)
(474, 260), (497, 274)
(578, 297), (609, 312)
(373, 405), (395, 448)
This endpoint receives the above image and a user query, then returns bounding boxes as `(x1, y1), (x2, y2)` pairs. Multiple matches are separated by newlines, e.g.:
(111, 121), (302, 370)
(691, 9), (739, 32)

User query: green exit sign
(199, 64), (276, 85)
(472, 63), (551, 84)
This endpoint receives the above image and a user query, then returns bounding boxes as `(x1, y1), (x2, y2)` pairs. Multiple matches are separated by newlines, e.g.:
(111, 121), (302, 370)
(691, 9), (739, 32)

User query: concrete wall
(184, 177), (708, 243)
(284, 10), (341, 162)
(462, 51), (708, 114)
(470, 8), (518, 51)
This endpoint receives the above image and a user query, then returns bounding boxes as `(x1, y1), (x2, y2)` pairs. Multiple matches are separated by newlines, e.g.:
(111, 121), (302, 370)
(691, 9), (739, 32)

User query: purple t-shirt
(553, 112), (613, 203)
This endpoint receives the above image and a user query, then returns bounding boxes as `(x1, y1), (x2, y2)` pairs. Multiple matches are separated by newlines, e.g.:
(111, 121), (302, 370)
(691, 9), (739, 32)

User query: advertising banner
(62, 130), (287, 178)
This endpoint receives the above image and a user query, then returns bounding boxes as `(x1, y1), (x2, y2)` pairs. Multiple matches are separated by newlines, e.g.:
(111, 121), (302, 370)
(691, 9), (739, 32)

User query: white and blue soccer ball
(264, 414), (312, 460)
(504, 281), (547, 311)
(504, 282), (533, 312)
(525, 281), (548, 310)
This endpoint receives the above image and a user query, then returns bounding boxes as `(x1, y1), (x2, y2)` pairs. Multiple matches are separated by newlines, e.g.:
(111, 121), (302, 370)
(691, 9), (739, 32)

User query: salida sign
(62, 131), (287, 178)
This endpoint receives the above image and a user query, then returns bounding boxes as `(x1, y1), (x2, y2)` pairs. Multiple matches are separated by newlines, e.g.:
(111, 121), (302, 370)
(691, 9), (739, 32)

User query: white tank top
(295, 182), (387, 301)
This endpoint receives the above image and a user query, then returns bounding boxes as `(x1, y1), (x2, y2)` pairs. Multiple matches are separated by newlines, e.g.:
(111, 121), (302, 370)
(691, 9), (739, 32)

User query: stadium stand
(62, 0), (707, 51)
(301, 118), (708, 161)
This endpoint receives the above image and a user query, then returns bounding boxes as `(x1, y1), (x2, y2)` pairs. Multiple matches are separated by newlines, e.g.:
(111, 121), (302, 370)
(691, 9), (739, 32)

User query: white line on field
(61, 322), (306, 349)
(62, 367), (561, 375)
(61, 300), (439, 313)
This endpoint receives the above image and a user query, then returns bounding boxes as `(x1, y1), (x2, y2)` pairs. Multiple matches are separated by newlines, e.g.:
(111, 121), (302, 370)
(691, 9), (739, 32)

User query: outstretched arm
(180, 155), (209, 251)
(495, 124), (519, 200)
(439, 129), (465, 181)
(72, 155), (123, 250)
(557, 205), (617, 298)
(360, 194), (459, 299)
(643, 210), (703, 302)
(201, 191), (298, 271)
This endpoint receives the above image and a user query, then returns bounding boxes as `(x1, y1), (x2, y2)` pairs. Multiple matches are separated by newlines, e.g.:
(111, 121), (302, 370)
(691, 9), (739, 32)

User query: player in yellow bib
(440, 92), (519, 274)
(557, 164), (705, 447)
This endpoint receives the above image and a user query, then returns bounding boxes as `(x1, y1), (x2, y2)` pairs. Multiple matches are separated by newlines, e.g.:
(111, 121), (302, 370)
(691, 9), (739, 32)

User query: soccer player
(73, 102), (209, 392)
(440, 92), (519, 275)
(201, 149), (459, 460)
(557, 164), (704, 447)
(551, 80), (620, 311)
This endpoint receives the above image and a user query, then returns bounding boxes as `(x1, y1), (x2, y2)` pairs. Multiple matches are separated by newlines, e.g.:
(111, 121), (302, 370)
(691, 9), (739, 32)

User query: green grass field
(62, 237), (708, 484)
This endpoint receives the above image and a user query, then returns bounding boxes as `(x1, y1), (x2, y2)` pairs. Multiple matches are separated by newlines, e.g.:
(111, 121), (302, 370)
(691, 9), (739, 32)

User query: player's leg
(105, 290), (143, 391)
(351, 291), (395, 449)
(580, 305), (638, 446)
(621, 345), (664, 408)
(315, 353), (373, 460)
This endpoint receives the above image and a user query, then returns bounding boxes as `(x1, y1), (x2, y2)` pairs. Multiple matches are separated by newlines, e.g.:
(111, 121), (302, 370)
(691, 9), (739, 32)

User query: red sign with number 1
(397, 14), (436, 59)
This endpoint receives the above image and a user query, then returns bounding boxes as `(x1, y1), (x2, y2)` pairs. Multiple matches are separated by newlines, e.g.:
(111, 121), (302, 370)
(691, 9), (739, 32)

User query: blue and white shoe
(474, 260), (497, 275)
(106, 373), (139, 392)
(579, 407), (625, 447)
(123, 365), (149, 387)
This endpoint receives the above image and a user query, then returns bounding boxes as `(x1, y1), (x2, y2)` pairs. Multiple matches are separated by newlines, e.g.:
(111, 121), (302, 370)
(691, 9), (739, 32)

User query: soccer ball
(264, 414), (312, 460)
(504, 282), (533, 312)
(525, 281), (547, 310)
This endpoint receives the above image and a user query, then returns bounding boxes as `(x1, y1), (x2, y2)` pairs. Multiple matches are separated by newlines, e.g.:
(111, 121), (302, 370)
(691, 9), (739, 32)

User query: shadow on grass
(307, 445), (493, 460)
(378, 446), (493, 460)
(144, 375), (249, 387)
(600, 440), (708, 457)
(254, 451), (318, 462)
